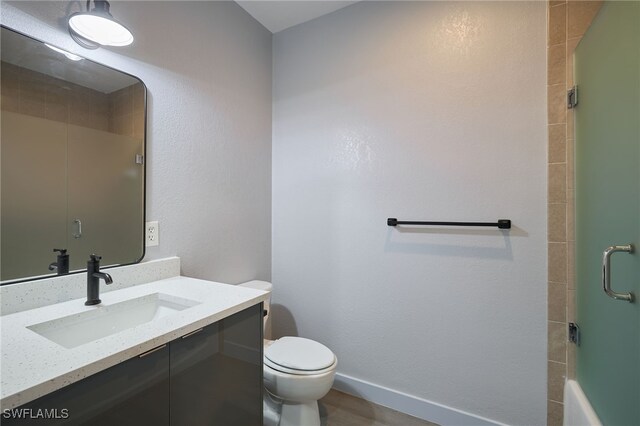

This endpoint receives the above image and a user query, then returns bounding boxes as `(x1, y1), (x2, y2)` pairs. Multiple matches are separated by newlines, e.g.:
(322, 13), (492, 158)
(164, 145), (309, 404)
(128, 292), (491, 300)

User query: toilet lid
(264, 337), (335, 371)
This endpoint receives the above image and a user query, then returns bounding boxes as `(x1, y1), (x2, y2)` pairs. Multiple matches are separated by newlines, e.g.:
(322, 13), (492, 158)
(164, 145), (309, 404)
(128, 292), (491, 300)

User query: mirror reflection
(1, 27), (146, 284)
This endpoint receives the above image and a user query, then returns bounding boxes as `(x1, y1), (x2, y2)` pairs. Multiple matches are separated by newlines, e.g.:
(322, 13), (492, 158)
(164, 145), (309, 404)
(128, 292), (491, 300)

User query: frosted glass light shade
(68, 13), (133, 47)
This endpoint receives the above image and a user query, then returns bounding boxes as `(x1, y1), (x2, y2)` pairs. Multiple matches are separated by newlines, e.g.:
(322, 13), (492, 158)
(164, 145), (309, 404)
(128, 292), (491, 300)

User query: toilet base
(263, 393), (321, 426)
(280, 400), (320, 426)
(263, 392), (281, 426)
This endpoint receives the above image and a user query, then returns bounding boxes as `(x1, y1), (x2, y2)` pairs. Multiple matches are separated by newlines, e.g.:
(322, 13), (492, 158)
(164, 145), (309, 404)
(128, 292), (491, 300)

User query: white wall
(1, 1), (272, 284)
(272, 2), (547, 425)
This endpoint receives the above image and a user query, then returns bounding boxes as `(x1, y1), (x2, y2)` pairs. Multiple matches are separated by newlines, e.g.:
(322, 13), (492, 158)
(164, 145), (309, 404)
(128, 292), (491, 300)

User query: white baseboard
(332, 373), (507, 426)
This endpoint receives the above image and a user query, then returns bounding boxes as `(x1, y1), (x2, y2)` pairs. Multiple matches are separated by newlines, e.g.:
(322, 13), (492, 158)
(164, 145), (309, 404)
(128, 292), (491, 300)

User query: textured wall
(1, 1), (272, 284)
(272, 2), (547, 425)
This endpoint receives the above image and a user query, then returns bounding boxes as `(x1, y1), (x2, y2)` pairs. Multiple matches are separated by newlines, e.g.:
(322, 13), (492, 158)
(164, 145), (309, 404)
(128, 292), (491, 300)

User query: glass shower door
(574, 1), (639, 425)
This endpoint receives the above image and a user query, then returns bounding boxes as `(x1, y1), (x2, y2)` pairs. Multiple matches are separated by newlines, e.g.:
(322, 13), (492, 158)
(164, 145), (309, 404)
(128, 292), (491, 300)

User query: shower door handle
(602, 244), (635, 302)
(72, 219), (82, 239)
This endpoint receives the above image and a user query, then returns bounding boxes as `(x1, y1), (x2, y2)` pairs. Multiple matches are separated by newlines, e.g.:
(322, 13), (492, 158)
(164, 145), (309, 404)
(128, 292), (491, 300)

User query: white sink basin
(27, 293), (200, 349)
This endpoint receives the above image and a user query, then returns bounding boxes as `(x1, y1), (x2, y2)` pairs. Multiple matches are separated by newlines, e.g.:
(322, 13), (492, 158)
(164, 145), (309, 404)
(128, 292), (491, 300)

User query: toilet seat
(265, 337), (336, 376)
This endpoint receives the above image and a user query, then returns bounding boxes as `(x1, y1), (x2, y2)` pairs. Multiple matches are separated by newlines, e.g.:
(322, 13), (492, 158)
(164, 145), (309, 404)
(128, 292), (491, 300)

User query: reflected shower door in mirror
(0, 26), (146, 284)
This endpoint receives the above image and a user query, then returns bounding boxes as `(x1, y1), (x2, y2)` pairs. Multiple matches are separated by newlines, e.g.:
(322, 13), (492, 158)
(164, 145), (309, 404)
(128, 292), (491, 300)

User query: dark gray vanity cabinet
(170, 303), (263, 425)
(4, 304), (263, 426)
(2, 342), (170, 426)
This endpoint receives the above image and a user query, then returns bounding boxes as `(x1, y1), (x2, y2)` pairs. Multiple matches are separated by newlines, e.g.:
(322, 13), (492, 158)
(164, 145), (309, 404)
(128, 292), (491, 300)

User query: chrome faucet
(85, 254), (113, 306)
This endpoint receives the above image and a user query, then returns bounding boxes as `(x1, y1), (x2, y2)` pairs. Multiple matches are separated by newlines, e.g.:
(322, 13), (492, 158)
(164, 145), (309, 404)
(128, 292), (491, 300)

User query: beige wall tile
(549, 163), (567, 203)
(566, 37), (581, 88)
(549, 282), (568, 322)
(85, 112), (101, 130)
(567, 342), (576, 379)
(549, 124), (567, 164)
(568, 0), (603, 39)
(68, 87), (109, 131)
(1, 63), (20, 112)
(548, 400), (564, 426)
(45, 87), (68, 122)
(95, 96), (109, 118)
(19, 74), (46, 118)
(70, 110), (95, 129)
(1, 66), (20, 90)
(112, 114), (135, 136)
(550, 0), (566, 5)
(19, 94), (46, 118)
(112, 114), (124, 135)
(109, 95), (117, 118)
(549, 4), (567, 46)
(549, 203), (567, 242)
(133, 83), (145, 114)
(567, 289), (576, 322)
(548, 360), (566, 402)
(548, 43), (566, 85)
(549, 242), (568, 283)
(567, 191), (575, 241)
(1, 61), (20, 76)
(548, 83), (567, 125)
(121, 114), (133, 136)
(94, 113), (110, 132)
(69, 88), (90, 114)
(548, 320), (567, 362)
(134, 111), (145, 139)
(567, 138), (575, 189)
(568, 240), (576, 290)
(114, 86), (133, 115)
(3, 61), (134, 134)
(567, 108), (574, 141)
(1, 92), (19, 112)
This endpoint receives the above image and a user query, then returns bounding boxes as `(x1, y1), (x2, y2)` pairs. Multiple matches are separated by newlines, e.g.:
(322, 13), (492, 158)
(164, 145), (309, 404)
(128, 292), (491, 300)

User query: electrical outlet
(146, 221), (159, 247)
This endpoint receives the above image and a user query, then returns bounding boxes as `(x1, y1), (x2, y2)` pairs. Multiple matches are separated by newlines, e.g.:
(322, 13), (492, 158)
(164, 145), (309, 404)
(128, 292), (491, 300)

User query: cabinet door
(2, 344), (170, 426)
(170, 304), (263, 426)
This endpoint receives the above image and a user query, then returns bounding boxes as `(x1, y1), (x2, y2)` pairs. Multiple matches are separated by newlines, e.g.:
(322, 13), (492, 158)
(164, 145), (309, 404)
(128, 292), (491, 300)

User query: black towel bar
(387, 218), (511, 229)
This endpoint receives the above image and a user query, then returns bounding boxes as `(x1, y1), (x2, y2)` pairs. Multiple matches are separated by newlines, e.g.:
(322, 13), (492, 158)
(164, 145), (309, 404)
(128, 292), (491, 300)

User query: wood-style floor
(319, 390), (439, 426)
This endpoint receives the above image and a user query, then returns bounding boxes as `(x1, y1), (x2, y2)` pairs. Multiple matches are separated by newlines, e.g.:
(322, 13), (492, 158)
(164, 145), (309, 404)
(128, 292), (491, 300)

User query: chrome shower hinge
(567, 86), (578, 109)
(568, 322), (580, 346)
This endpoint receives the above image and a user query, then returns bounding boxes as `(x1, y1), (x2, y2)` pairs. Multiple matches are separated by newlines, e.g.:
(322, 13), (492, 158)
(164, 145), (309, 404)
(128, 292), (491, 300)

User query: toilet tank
(239, 280), (272, 339)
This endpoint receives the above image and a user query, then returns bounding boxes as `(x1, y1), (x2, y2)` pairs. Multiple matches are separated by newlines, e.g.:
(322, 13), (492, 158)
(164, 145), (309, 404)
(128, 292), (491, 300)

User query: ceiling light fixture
(68, 0), (133, 49)
(45, 44), (83, 61)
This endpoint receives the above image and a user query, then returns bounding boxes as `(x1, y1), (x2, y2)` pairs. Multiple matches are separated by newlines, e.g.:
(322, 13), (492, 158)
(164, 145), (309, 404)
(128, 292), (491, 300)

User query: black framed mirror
(1, 26), (146, 284)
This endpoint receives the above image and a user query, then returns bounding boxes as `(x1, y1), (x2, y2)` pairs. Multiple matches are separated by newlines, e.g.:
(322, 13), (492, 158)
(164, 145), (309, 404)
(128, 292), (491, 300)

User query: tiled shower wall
(547, 1), (602, 424)
(1, 61), (143, 138)
(108, 84), (145, 138)
(1, 61), (110, 131)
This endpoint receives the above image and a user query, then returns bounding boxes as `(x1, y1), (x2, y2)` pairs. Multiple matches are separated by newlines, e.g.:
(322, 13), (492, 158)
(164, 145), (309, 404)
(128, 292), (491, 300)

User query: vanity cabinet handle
(138, 344), (167, 358)
(181, 328), (203, 339)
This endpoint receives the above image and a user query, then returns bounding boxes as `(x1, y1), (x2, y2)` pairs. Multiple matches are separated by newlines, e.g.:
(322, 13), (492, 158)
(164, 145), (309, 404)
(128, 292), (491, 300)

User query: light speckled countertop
(0, 276), (269, 410)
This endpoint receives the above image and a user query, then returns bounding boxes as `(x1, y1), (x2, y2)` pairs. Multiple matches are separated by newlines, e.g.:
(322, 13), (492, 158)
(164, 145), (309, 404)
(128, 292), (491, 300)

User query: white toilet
(240, 281), (337, 426)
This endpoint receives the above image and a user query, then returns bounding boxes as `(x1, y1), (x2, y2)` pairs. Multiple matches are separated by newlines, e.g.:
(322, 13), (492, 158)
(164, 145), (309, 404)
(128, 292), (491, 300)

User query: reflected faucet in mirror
(86, 254), (113, 306)
(48, 249), (70, 275)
